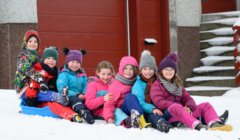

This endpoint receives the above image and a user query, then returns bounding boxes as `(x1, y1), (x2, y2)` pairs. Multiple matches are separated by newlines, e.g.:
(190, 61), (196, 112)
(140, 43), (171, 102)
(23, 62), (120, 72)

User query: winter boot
(156, 118), (173, 133)
(71, 114), (83, 123)
(194, 123), (208, 131)
(61, 86), (69, 106)
(26, 97), (38, 107)
(210, 122), (233, 131)
(79, 109), (95, 124)
(219, 110), (229, 124)
(130, 109), (140, 128)
(123, 110), (140, 128)
(139, 115), (151, 129)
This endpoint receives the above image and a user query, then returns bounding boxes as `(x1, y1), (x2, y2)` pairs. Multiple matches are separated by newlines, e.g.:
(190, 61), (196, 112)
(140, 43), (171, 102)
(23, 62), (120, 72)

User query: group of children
(14, 30), (233, 133)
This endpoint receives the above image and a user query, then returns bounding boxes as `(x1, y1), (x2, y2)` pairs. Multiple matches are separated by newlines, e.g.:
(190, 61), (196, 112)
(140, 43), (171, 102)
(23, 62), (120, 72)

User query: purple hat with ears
(63, 47), (87, 64)
(158, 53), (178, 72)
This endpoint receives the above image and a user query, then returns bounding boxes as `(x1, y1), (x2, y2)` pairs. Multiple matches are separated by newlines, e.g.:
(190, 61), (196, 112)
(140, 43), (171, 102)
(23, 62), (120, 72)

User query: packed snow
(200, 56), (234, 66)
(185, 86), (234, 91)
(0, 89), (239, 140)
(200, 28), (235, 35)
(201, 46), (235, 56)
(202, 18), (239, 25)
(200, 37), (233, 46)
(186, 76), (235, 82)
(203, 11), (240, 16)
(193, 66), (234, 73)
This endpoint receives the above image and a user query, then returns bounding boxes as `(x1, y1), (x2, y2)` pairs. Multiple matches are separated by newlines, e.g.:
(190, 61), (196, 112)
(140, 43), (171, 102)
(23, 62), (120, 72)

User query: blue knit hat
(158, 53), (178, 72)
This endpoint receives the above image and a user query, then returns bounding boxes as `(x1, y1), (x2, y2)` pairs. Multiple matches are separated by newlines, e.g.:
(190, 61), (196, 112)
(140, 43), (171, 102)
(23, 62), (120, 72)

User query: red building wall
(37, 0), (169, 76)
(202, 0), (236, 14)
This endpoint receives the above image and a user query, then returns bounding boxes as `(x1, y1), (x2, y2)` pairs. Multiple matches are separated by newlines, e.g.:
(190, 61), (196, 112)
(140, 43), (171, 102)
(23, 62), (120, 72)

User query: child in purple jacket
(150, 53), (233, 131)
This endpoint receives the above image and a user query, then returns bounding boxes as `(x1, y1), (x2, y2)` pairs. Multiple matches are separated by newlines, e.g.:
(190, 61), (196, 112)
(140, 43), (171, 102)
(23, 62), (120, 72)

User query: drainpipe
(126, 0), (131, 56)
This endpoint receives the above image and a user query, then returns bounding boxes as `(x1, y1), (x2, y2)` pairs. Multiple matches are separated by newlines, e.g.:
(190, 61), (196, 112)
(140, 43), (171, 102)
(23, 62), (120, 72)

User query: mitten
(39, 80), (48, 92)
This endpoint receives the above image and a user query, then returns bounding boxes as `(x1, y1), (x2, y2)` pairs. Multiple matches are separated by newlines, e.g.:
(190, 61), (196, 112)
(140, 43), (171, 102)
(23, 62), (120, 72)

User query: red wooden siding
(37, 0), (127, 75)
(129, 0), (169, 65)
(37, 0), (170, 75)
(202, 0), (236, 14)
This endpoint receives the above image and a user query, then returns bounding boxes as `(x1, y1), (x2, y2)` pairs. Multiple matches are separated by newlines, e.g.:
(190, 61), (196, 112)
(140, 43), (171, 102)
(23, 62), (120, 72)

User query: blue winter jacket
(131, 75), (156, 113)
(57, 65), (87, 97)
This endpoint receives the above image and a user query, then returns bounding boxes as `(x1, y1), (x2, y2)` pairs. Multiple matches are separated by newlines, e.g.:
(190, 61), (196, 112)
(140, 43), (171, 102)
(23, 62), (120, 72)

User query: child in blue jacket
(132, 50), (172, 133)
(57, 47), (94, 124)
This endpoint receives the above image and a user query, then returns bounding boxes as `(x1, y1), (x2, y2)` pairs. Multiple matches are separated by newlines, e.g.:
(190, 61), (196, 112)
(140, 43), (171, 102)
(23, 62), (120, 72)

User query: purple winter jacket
(150, 77), (196, 112)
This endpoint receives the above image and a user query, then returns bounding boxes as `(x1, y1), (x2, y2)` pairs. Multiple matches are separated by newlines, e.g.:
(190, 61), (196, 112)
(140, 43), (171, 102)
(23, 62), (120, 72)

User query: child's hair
(97, 61), (115, 75)
(159, 71), (182, 87)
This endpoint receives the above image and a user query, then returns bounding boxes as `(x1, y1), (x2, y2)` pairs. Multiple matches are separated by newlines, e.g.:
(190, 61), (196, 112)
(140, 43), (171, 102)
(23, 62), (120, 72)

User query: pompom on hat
(139, 50), (157, 72)
(158, 53), (178, 72)
(63, 47), (87, 64)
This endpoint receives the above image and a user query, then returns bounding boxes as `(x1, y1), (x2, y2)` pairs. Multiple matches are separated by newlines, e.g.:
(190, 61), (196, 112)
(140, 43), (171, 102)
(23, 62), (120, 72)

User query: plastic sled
(20, 100), (61, 118)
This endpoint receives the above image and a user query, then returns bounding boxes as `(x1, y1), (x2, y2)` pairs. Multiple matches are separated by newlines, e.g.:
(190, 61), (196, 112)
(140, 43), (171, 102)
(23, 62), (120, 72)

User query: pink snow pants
(168, 102), (220, 129)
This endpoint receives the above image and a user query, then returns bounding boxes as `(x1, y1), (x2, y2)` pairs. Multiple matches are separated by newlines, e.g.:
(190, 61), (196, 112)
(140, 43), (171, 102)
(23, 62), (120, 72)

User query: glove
(40, 80), (48, 92)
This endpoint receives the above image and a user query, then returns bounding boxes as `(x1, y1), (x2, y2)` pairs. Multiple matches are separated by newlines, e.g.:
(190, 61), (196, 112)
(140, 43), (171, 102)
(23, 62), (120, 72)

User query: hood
(118, 56), (138, 77)
(22, 30), (40, 52)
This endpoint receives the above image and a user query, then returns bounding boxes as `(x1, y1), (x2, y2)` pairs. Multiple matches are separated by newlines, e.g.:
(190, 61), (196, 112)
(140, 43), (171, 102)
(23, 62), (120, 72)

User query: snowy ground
(0, 89), (239, 140)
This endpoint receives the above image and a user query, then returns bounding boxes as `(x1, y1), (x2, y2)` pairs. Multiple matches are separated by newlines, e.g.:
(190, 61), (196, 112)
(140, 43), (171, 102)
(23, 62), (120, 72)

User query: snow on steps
(201, 11), (240, 22)
(200, 28), (235, 40)
(186, 76), (235, 87)
(186, 11), (239, 96)
(200, 56), (235, 66)
(192, 66), (234, 76)
(185, 86), (234, 96)
(201, 46), (235, 56)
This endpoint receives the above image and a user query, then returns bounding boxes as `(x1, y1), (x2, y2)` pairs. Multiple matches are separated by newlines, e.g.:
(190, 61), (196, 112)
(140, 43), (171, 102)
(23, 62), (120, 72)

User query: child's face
(123, 64), (134, 79)
(162, 67), (175, 81)
(44, 57), (57, 68)
(141, 67), (155, 79)
(97, 68), (113, 84)
(68, 60), (81, 72)
(27, 37), (38, 51)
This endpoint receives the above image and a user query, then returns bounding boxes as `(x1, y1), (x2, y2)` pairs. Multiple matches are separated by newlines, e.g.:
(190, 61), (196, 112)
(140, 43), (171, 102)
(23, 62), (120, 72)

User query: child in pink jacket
(150, 53), (233, 131)
(85, 61), (115, 118)
(103, 56), (151, 129)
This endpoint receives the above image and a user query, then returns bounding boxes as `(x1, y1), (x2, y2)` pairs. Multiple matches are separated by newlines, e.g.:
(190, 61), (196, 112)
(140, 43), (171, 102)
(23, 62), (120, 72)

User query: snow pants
(145, 113), (172, 129)
(22, 90), (68, 106)
(68, 96), (87, 113)
(38, 102), (76, 120)
(166, 102), (220, 129)
(114, 93), (144, 126)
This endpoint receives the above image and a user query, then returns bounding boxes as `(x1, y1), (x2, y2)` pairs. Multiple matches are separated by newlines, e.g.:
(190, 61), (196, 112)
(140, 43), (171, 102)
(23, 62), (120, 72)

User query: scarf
(139, 74), (156, 104)
(159, 76), (182, 96)
(41, 63), (58, 77)
(115, 73), (136, 86)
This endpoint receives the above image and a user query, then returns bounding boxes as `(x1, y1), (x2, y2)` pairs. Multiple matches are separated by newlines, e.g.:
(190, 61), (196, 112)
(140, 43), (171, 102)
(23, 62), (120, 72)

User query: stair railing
(232, 17), (240, 86)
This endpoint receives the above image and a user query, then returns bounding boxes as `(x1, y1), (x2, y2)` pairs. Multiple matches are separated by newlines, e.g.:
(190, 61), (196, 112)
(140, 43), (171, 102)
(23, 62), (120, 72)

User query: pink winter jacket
(85, 76), (113, 117)
(150, 77), (196, 112)
(103, 56), (138, 122)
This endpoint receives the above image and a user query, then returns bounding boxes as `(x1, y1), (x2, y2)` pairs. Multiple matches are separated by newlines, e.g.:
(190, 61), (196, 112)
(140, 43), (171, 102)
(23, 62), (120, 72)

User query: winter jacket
(14, 47), (41, 94)
(103, 56), (138, 122)
(85, 76), (114, 117)
(33, 63), (58, 91)
(132, 75), (156, 114)
(25, 63), (58, 98)
(57, 65), (87, 97)
(150, 77), (196, 112)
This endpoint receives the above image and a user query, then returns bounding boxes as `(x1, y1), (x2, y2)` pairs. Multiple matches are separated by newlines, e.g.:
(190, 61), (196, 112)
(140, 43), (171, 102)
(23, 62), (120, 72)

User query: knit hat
(42, 46), (59, 63)
(23, 30), (40, 52)
(139, 50), (157, 72)
(158, 53), (178, 72)
(63, 47), (87, 64)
